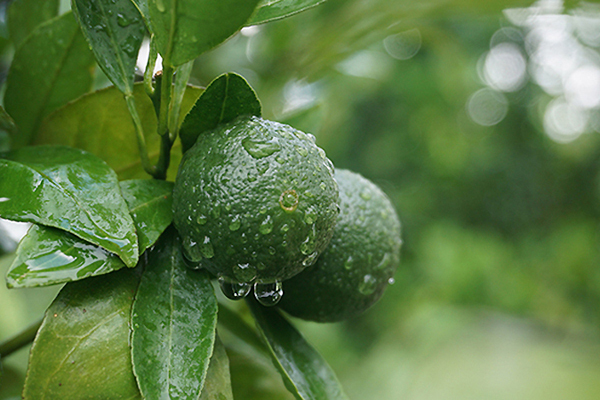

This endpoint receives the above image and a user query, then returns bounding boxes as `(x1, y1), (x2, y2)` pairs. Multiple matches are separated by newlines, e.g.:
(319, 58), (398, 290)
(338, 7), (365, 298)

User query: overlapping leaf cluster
(0, 0), (347, 399)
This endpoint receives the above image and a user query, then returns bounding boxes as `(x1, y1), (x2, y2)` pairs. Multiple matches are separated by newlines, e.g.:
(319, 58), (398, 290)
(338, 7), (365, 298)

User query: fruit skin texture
(172, 116), (339, 285)
(278, 169), (401, 322)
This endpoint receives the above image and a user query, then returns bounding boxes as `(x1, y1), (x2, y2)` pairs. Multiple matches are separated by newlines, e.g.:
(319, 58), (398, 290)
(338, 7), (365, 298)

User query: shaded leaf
(180, 73), (261, 153)
(247, 301), (349, 400)
(7, 0), (60, 49)
(37, 84), (202, 180)
(131, 228), (218, 400)
(119, 179), (174, 252)
(4, 11), (95, 148)
(0, 145), (139, 267)
(246, 0), (327, 26)
(0, 107), (16, 152)
(22, 268), (141, 399)
(199, 336), (234, 400)
(6, 225), (126, 289)
(72, 0), (146, 95)
(148, 0), (261, 66)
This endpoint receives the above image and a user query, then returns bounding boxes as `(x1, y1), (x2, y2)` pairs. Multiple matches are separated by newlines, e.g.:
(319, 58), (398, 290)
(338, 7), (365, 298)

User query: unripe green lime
(172, 116), (339, 304)
(278, 169), (401, 322)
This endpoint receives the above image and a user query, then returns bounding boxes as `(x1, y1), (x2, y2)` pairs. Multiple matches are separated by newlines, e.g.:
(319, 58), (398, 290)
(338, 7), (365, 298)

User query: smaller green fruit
(278, 169), (401, 322)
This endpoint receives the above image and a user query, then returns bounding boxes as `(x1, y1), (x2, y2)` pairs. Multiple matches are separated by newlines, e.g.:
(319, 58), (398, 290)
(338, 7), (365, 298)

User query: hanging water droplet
(254, 281), (283, 306)
(279, 190), (299, 212)
(358, 274), (377, 295)
(200, 236), (214, 259)
(302, 251), (319, 267)
(196, 214), (208, 225)
(232, 263), (257, 283)
(229, 215), (241, 231)
(259, 215), (273, 234)
(219, 277), (252, 300)
(344, 256), (354, 270)
(242, 137), (281, 159)
(388, 277), (396, 285)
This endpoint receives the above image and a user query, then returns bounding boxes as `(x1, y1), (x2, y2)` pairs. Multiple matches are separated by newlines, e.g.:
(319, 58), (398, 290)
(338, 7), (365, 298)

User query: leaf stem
(0, 319), (42, 358)
(157, 62), (174, 139)
(125, 95), (157, 178)
(168, 61), (194, 141)
(144, 36), (158, 98)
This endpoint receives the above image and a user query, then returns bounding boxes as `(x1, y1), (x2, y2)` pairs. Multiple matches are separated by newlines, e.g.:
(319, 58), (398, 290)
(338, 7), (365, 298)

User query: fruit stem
(157, 62), (174, 139)
(125, 94), (157, 177)
(0, 319), (42, 358)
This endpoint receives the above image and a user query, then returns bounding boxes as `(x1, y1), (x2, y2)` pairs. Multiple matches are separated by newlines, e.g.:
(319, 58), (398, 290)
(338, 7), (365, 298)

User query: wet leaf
(119, 179), (174, 252)
(247, 302), (349, 400)
(199, 337), (234, 400)
(180, 73), (261, 153)
(7, 0), (60, 49)
(5, 225), (125, 288)
(22, 268), (141, 399)
(37, 84), (202, 180)
(246, 0), (328, 26)
(4, 11), (95, 148)
(0, 145), (139, 267)
(72, 0), (146, 96)
(147, 0), (260, 66)
(131, 229), (218, 400)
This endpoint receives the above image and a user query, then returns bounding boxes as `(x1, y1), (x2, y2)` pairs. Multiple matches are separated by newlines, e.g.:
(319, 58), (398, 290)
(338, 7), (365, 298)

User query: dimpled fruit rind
(278, 169), (401, 322)
(172, 116), (339, 286)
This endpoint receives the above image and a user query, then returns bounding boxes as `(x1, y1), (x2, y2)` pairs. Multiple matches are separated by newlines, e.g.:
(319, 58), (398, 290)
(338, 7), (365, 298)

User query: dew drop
(229, 215), (241, 231)
(304, 211), (317, 225)
(116, 13), (132, 27)
(280, 223), (290, 233)
(242, 137), (281, 159)
(360, 190), (372, 201)
(388, 277), (396, 285)
(232, 263), (257, 283)
(358, 274), (378, 295)
(200, 236), (214, 259)
(156, 0), (166, 12)
(211, 205), (221, 218)
(295, 146), (308, 157)
(182, 237), (202, 262)
(307, 133), (316, 143)
(344, 256), (354, 270)
(219, 277), (252, 300)
(196, 214), (208, 225)
(376, 253), (391, 270)
(254, 281), (283, 306)
(276, 156), (286, 164)
(268, 246), (276, 255)
(259, 215), (273, 234)
(279, 190), (299, 212)
(300, 236), (316, 255)
(320, 182), (327, 191)
(302, 251), (319, 267)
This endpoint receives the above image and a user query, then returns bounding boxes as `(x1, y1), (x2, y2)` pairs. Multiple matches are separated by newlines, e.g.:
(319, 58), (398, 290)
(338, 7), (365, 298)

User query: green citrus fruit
(278, 169), (401, 322)
(172, 116), (339, 303)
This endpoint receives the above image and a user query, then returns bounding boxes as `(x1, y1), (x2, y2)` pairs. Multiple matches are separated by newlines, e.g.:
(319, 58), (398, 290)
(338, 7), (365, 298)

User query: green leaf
(0, 145), (139, 267)
(147, 0), (261, 66)
(180, 73), (261, 153)
(72, 0), (146, 96)
(7, 0), (60, 49)
(5, 179), (173, 288)
(246, 0), (327, 26)
(4, 11), (95, 148)
(119, 179), (174, 252)
(37, 84), (203, 180)
(0, 107), (16, 152)
(131, 228), (218, 400)
(6, 225), (126, 289)
(200, 336), (234, 400)
(247, 302), (349, 400)
(22, 269), (141, 399)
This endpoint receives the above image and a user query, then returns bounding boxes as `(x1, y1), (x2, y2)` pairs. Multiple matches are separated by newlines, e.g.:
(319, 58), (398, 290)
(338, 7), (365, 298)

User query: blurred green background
(3, 0), (600, 398)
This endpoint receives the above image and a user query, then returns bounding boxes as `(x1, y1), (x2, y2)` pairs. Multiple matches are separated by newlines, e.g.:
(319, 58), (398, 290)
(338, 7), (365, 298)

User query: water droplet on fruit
(375, 253), (391, 270)
(268, 246), (276, 255)
(232, 263), (257, 283)
(229, 215), (241, 231)
(200, 236), (214, 259)
(304, 211), (317, 225)
(358, 274), (377, 295)
(280, 223), (290, 233)
(302, 251), (319, 267)
(300, 236), (316, 255)
(279, 190), (298, 212)
(256, 163), (269, 175)
(344, 256), (354, 270)
(320, 182), (327, 191)
(242, 137), (281, 159)
(360, 190), (372, 201)
(196, 214), (208, 225)
(388, 277), (396, 285)
(259, 215), (273, 234)
(247, 170), (257, 182)
(254, 281), (283, 306)
(219, 277), (251, 300)
(295, 146), (308, 157)
(307, 133), (316, 143)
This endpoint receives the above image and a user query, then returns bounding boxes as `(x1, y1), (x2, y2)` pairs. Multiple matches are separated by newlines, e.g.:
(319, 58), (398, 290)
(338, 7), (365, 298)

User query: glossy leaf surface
(147, 0), (261, 66)
(180, 72), (261, 153)
(6, 225), (125, 288)
(0, 145), (139, 267)
(199, 337), (234, 400)
(72, 0), (146, 95)
(248, 302), (349, 400)
(7, 0), (60, 49)
(37, 84), (202, 180)
(22, 269), (141, 399)
(4, 11), (95, 148)
(246, 0), (327, 25)
(131, 229), (218, 400)
(119, 179), (174, 252)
